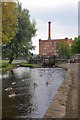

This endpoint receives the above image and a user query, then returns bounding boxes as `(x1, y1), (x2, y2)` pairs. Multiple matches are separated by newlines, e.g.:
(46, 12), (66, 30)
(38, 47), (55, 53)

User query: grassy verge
(19, 62), (40, 68)
(0, 60), (17, 73)
(1, 64), (16, 72)
(0, 60), (40, 73)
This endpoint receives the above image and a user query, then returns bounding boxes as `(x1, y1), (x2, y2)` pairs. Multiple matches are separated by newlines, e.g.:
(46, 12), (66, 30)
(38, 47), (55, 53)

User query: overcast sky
(19, 0), (79, 54)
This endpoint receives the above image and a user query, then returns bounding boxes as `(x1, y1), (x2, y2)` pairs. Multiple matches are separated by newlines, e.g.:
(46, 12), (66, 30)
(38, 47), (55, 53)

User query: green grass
(2, 64), (15, 72)
(0, 60), (15, 72)
(0, 60), (40, 73)
(20, 62), (39, 68)
(0, 60), (9, 68)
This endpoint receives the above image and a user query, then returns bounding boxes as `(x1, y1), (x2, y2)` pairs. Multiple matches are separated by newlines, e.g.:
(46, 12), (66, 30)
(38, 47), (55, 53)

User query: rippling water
(2, 67), (66, 118)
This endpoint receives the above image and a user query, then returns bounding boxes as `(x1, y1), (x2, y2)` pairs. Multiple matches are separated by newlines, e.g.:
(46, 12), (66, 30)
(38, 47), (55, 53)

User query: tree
(2, 2), (37, 64)
(71, 37), (80, 54)
(0, 2), (2, 45)
(57, 41), (71, 59)
(2, 2), (18, 43)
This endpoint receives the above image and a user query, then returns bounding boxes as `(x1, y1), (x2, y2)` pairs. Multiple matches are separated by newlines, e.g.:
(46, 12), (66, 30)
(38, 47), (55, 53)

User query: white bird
(8, 93), (16, 98)
(53, 65), (55, 68)
(5, 87), (12, 91)
(17, 64), (20, 67)
(12, 82), (16, 85)
(22, 79), (25, 82)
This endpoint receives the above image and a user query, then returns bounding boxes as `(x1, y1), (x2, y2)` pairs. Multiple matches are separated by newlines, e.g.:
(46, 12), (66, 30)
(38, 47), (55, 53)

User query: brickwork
(39, 38), (73, 57)
(39, 22), (73, 57)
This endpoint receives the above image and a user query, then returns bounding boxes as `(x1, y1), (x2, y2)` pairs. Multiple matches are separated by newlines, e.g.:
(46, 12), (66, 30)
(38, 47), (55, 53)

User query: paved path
(78, 63), (80, 117)
(65, 63), (78, 118)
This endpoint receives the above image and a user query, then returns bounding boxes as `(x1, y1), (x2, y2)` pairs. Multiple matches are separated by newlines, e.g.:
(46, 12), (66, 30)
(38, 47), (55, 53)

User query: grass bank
(0, 60), (16, 73)
(19, 62), (40, 68)
(0, 60), (40, 73)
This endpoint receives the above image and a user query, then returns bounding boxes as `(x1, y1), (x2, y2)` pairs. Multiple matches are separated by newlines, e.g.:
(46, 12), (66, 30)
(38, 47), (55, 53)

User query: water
(1, 67), (66, 118)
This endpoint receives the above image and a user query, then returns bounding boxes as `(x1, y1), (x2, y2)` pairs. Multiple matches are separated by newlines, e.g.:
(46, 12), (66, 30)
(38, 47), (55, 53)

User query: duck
(46, 81), (49, 86)
(33, 82), (37, 89)
(12, 82), (16, 85)
(53, 65), (55, 68)
(40, 74), (42, 77)
(49, 74), (52, 76)
(34, 82), (37, 86)
(8, 93), (16, 98)
(17, 64), (20, 67)
(22, 79), (25, 82)
(5, 87), (12, 91)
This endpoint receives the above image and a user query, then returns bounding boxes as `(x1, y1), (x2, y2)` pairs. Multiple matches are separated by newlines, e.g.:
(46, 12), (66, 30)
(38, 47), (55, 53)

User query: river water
(1, 67), (66, 118)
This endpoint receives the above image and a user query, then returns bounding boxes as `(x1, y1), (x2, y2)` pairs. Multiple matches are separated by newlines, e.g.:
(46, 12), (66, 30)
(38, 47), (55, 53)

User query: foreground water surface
(2, 67), (66, 118)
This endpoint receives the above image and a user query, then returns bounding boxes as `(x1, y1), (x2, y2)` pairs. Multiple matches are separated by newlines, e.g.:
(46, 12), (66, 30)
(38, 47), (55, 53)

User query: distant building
(39, 21), (73, 57)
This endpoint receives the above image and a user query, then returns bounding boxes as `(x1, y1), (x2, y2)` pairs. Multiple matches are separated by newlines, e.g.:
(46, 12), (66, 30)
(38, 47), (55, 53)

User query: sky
(19, 0), (79, 54)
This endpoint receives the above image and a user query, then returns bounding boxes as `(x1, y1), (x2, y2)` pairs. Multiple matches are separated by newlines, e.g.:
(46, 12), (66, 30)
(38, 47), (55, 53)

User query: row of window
(42, 52), (57, 56)
(42, 42), (57, 45)
(42, 49), (57, 52)
(42, 50), (57, 55)
(42, 46), (56, 51)
(42, 44), (56, 47)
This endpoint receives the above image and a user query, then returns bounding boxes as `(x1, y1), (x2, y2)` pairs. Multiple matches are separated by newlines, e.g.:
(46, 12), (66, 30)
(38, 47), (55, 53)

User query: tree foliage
(71, 37), (80, 54)
(0, 2), (2, 45)
(57, 41), (71, 58)
(2, 2), (18, 43)
(2, 2), (37, 63)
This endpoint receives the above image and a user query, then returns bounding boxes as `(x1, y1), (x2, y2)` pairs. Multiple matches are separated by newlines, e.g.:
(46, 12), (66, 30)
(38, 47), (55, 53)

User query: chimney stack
(48, 21), (51, 40)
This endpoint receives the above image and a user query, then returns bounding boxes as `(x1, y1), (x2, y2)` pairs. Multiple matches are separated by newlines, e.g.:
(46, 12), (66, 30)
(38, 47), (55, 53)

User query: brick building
(39, 22), (73, 57)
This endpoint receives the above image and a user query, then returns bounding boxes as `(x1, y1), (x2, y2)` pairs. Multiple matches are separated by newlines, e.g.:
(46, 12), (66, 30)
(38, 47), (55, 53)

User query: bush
(0, 60), (9, 68)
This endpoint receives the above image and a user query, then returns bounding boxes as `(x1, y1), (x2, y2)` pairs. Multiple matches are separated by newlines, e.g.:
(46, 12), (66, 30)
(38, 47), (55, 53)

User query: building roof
(39, 38), (73, 44)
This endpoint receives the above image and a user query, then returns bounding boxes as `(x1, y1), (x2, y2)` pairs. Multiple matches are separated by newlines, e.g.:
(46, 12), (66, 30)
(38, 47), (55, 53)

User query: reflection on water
(2, 67), (66, 118)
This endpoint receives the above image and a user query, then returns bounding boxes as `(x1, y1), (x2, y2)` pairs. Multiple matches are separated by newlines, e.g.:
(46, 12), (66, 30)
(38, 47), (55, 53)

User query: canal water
(2, 67), (66, 118)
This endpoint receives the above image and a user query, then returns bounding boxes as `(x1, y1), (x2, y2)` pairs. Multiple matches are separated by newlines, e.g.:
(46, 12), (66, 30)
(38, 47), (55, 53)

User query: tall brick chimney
(48, 21), (51, 40)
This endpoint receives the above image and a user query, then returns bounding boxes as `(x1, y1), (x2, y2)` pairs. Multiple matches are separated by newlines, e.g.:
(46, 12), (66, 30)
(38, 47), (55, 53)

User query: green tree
(2, 2), (18, 43)
(2, 2), (37, 64)
(71, 37), (80, 54)
(57, 41), (71, 58)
